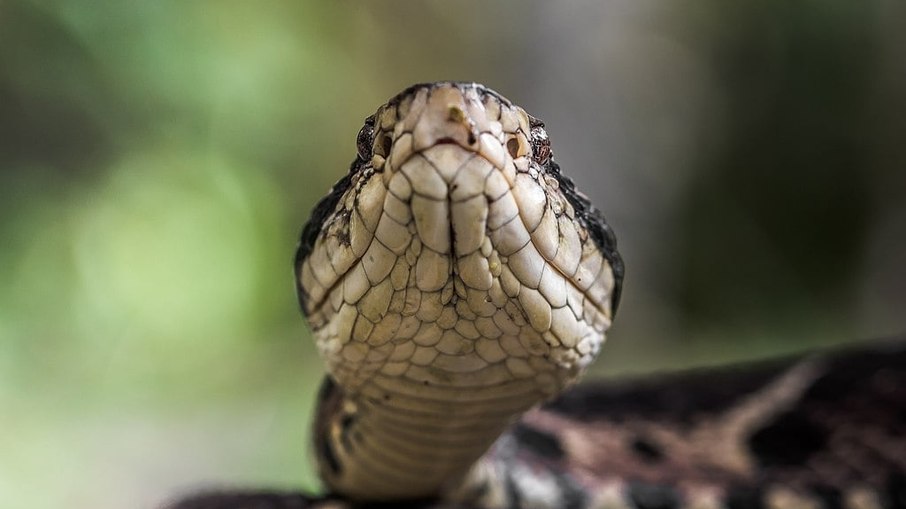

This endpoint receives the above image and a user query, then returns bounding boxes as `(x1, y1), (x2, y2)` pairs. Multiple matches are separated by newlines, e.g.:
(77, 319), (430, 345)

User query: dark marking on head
(511, 422), (565, 460)
(748, 410), (828, 467)
(294, 157), (363, 313)
(631, 436), (665, 463)
(628, 482), (679, 509)
(546, 160), (623, 314)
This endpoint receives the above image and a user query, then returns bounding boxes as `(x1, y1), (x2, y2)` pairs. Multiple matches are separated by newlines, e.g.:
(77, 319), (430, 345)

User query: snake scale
(169, 83), (905, 509)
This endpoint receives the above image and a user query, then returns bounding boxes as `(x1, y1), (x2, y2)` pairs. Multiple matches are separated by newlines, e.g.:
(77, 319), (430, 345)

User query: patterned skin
(473, 342), (906, 509)
(169, 343), (906, 509)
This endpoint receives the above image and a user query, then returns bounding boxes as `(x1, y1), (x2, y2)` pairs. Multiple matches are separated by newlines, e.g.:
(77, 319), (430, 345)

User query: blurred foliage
(0, 1), (904, 508)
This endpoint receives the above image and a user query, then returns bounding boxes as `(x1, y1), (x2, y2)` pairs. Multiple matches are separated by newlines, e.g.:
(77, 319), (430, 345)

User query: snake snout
(405, 87), (484, 153)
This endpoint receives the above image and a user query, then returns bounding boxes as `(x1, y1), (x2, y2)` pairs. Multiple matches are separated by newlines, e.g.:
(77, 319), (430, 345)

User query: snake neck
(313, 376), (538, 500)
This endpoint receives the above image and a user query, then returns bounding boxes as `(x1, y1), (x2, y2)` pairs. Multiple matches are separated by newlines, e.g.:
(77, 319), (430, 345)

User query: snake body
(170, 340), (905, 509)
(295, 82), (623, 501)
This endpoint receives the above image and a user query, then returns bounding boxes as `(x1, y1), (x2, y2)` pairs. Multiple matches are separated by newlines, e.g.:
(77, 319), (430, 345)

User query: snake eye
(531, 126), (551, 165)
(356, 122), (374, 160)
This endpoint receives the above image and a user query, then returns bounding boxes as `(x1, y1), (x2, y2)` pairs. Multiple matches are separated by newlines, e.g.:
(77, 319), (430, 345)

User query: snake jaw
(296, 82), (623, 500)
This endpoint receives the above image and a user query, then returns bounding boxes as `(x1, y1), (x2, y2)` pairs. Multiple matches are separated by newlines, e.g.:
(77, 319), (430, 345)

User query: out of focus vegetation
(1, 1), (904, 508)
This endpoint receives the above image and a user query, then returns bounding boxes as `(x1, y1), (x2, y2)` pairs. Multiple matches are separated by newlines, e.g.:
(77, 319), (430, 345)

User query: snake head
(296, 81), (621, 393)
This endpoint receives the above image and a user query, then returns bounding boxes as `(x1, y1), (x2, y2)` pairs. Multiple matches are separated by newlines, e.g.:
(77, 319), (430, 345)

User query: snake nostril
(506, 137), (520, 159)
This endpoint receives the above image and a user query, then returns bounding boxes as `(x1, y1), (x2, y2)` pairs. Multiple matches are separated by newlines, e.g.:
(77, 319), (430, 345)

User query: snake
(169, 82), (905, 509)
(294, 81), (623, 503)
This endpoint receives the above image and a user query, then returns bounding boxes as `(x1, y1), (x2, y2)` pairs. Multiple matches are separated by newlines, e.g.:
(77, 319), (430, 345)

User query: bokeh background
(2, 1), (904, 508)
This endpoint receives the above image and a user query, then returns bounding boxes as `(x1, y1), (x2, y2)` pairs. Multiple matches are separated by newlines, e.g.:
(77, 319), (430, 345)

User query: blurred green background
(1, 1), (904, 508)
